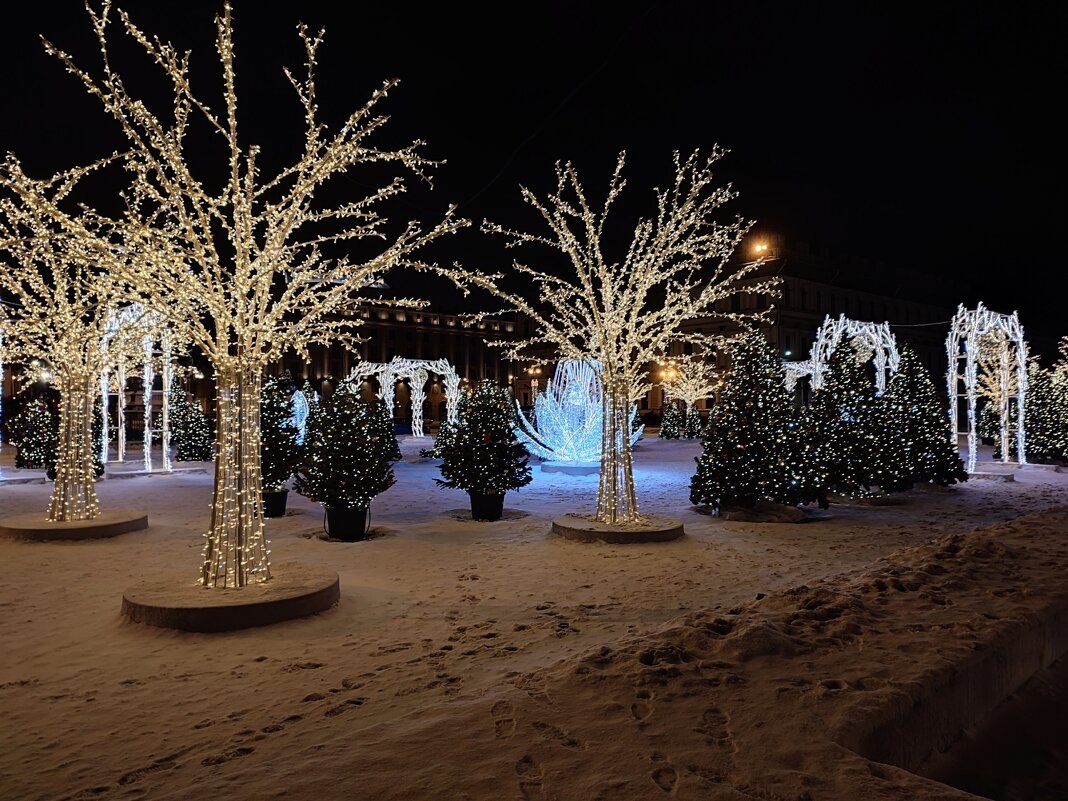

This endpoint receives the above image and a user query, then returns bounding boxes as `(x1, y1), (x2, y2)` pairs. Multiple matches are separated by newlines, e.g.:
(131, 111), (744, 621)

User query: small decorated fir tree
(169, 378), (214, 461)
(881, 346), (967, 486)
(683, 406), (704, 439)
(803, 340), (884, 497)
(976, 399), (1000, 444)
(1022, 358), (1068, 463)
(659, 403), (683, 439)
(14, 396), (57, 469)
(437, 383), (531, 519)
(690, 331), (819, 512)
(420, 392), (468, 458)
(260, 377), (301, 493)
(294, 383), (396, 511)
(372, 399), (402, 461)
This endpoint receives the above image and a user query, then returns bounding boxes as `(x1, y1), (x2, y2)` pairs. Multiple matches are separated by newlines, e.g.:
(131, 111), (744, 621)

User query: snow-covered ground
(1, 436), (1066, 800)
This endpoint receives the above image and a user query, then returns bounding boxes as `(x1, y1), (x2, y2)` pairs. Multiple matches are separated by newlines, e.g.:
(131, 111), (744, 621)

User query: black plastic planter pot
(325, 506), (369, 541)
(469, 492), (505, 522)
(262, 490), (289, 518)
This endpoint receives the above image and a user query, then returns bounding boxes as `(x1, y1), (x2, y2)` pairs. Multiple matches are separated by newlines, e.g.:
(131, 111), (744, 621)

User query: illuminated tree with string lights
(878, 344), (966, 487)
(0, 177), (143, 521)
(4, 5), (467, 585)
(461, 151), (776, 524)
(662, 355), (720, 439)
(691, 331), (819, 512)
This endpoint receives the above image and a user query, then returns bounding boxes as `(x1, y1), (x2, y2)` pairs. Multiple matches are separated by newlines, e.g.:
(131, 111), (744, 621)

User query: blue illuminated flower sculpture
(516, 360), (642, 464)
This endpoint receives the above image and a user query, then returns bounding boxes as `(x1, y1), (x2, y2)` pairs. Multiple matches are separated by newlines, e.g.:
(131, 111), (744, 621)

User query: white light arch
(345, 357), (462, 438)
(99, 304), (178, 472)
(783, 314), (900, 393)
(946, 302), (1027, 472)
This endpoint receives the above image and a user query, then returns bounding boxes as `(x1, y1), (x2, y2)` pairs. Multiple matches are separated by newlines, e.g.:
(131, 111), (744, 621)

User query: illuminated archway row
(99, 304), (180, 472)
(345, 357), (462, 438)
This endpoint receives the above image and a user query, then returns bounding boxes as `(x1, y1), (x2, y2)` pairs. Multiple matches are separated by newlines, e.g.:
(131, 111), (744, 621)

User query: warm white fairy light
(946, 302), (1028, 472)
(0, 4), (470, 586)
(457, 151), (777, 525)
(515, 359), (642, 463)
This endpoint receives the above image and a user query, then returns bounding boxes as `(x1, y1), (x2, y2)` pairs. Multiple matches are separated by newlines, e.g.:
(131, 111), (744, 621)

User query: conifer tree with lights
(372, 399), (403, 462)
(659, 403), (683, 440)
(684, 406), (704, 439)
(421, 393), (468, 459)
(1008, 356), (1068, 464)
(169, 378), (214, 462)
(436, 383), (532, 521)
(13, 397), (57, 470)
(295, 383), (396, 541)
(803, 340), (886, 498)
(690, 331), (819, 512)
(260, 377), (301, 517)
(879, 345), (968, 486)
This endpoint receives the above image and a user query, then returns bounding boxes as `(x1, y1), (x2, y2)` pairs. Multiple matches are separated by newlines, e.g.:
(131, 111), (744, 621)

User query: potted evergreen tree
(436, 383), (532, 521)
(295, 383), (396, 540)
(260, 376), (301, 517)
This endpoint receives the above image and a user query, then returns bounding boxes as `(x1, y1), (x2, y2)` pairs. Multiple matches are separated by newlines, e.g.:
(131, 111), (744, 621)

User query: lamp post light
(526, 365), (543, 399)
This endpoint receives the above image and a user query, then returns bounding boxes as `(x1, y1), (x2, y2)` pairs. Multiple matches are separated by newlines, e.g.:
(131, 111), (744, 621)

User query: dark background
(2, 2), (1065, 357)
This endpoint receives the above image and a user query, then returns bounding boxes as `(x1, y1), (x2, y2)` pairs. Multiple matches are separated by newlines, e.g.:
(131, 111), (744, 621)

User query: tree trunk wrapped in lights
(456, 152), (775, 525)
(597, 374), (638, 522)
(203, 358), (271, 587)
(49, 372), (99, 521)
(1, 5), (468, 584)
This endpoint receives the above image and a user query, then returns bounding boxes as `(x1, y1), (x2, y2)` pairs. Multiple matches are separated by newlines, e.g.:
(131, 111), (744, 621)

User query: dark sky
(2, 2), (1065, 356)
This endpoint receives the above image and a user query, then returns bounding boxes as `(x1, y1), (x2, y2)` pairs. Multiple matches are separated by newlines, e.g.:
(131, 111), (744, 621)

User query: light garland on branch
(2, 4), (471, 586)
(453, 151), (778, 524)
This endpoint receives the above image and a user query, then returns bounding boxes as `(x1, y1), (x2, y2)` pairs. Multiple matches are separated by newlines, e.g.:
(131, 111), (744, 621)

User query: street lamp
(526, 365), (543, 398)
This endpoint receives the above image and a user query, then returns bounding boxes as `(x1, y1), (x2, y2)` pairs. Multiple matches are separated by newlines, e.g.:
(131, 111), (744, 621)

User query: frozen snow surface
(1, 436), (1067, 800)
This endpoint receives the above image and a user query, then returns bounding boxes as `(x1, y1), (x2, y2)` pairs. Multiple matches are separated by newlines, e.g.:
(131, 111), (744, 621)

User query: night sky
(2, 2), (1065, 356)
